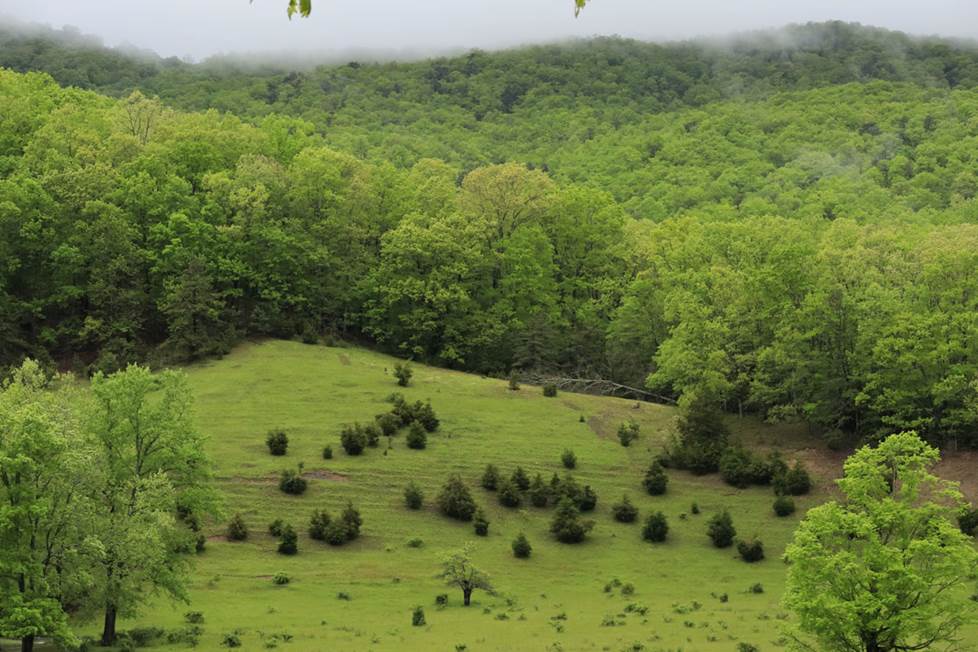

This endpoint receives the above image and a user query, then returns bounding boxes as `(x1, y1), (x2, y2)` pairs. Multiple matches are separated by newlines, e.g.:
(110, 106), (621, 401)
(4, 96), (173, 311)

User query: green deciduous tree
(436, 544), (494, 607)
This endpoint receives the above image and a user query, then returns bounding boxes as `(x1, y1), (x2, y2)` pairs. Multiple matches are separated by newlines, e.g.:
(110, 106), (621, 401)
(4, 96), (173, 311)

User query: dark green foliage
(340, 502), (362, 540)
(323, 519), (350, 546)
(438, 474), (477, 521)
(375, 412), (400, 438)
(707, 510), (736, 548)
(690, 502), (700, 515)
(411, 606), (426, 627)
(617, 421), (640, 447)
(665, 397), (730, 475)
(508, 374), (520, 391)
(512, 532), (532, 558)
(737, 538), (765, 563)
(364, 423), (382, 448)
(416, 401), (439, 432)
(561, 449), (577, 469)
(277, 525), (298, 555)
(404, 482), (424, 510)
(273, 572), (290, 585)
(308, 510), (332, 541)
(550, 497), (594, 543)
(481, 464), (500, 491)
(612, 495), (639, 523)
(185, 612), (204, 625)
(394, 362), (413, 387)
(642, 461), (668, 495)
(737, 644), (760, 652)
(226, 514), (248, 541)
(578, 485), (597, 512)
(641, 511), (668, 542)
(511, 466), (530, 491)
(543, 384), (558, 398)
(473, 508), (489, 536)
(266, 430), (288, 456)
(222, 633), (242, 648)
(529, 474), (550, 508)
(774, 461), (812, 496)
(340, 424), (368, 456)
(435, 594), (448, 606)
(406, 421), (427, 450)
(269, 519), (285, 537)
(497, 478), (522, 508)
(773, 495), (796, 517)
(959, 506), (978, 536)
(322, 445), (333, 460)
(278, 467), (308, 495)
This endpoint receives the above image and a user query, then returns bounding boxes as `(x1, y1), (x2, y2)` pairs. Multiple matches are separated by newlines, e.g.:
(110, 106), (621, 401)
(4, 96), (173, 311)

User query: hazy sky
(2, 0), (977, 61)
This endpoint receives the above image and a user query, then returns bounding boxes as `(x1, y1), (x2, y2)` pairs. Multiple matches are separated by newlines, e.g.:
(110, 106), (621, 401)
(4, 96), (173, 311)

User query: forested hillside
(3, 21), (978, 447)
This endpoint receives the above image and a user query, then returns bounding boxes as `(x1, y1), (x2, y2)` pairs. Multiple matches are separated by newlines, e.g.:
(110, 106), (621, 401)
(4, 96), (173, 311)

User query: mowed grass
(77, 340), (968, 651)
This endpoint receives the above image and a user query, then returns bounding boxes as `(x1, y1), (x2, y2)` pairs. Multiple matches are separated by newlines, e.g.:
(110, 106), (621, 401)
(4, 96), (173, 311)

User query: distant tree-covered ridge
(3, 21), (978, 447)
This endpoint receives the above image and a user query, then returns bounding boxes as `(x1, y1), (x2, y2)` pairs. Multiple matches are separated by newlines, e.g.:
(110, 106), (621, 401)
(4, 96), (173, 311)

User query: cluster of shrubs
(266, 430), (289, 456)
(617, 421), (640, 447)
(482, 464), (598, 513)
(279, 465), (308, 495)
(308, 502), (363, 546)
(336, 394), (439, 456)
(269, 520), (299, 555)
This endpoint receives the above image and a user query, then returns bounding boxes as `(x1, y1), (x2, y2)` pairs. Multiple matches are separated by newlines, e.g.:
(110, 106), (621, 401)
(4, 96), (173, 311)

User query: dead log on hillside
(521, 374), (676, 405)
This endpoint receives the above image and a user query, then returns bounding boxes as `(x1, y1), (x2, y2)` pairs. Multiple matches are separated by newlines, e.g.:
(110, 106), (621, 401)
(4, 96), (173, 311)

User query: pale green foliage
(436, 544), (494, 606)
(783, 432), (978, 652)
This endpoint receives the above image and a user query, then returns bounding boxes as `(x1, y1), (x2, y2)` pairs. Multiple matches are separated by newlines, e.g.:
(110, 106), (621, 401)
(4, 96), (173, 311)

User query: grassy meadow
(71, 340), (967, 651)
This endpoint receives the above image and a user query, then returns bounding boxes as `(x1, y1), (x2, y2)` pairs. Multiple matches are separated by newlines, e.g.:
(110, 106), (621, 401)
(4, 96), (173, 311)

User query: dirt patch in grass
(338, 353), (351, 366)
(303, 468), (350, 482)
(219, 475), (276, 485)
(588, 414), (614, 440)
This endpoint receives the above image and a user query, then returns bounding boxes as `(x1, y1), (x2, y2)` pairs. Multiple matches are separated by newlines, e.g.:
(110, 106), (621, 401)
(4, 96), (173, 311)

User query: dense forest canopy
(3, 21), (978, 447)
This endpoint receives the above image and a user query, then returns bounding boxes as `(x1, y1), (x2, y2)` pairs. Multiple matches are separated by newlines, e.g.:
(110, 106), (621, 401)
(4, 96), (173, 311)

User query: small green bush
(774, 461), (812, 496)
(222, 633), (242, 648)
(266, 430), (288, 456)
(550, 497), (594, 543)
(512, 532), (532, 558)
(612, 495), (639, 523)
(561, 449), (577, 469)
(473, 508), (490, 536)
(339, 424), (368, 455)
(322, 445), (333, 459)
(642, 511), (669, 542)
(184, 612), (204, 625)
(543, 383), (558, 397)
(737, 643), (759, 652)
(337, 591), (352, 601)
(308, 509), (332, 541)
(268, 519), (285, 537)
(416, 400), (440, 432)
(508, 374), (520, 391)
(578, 485), (598, 512)
(375, 412), (400, 437)
(481, 464), (500, 490)
(497, 478), (522, 508)
(278, 466), (308, 495)
(406, 421), (428, 449)
(340, 502), (362, 540)
(324, 519), (350, 546)
(226, 513), (248, 541)
(412, 606), (426, 626)
(773, 495), (796, 517)
(617, 421), (640, 447)
(277, 525), (298, 555)
(690, 502), (700, 515)
(404, 482), (424, 510)
(529, 473), (550, 508)
(738, 538), (765, 563)
(273, 572), (290, 585)
(707, 510), (736, 548)
(394, 362), (413, 387)
(642, 461), (668, 495)
(437, 474), (477, 521)
(406, 537), (424, 548)
(511, 466), (530, 491)
(749, 583), (764, 594)
(364, 423), (382, 448)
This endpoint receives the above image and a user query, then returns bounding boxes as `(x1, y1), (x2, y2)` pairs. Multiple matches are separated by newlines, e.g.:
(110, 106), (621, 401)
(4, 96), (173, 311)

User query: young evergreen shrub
(512, 532), (532, 558)
(268, 519), (285, 537)
(387, 393), (412, 425)
(511, 466), (530, 491)
(508, 374), (520, 391)
(642, 511), (669, 542)
(364, 423), (382, 448)
(308, 509), (332, 541)
(222, 633), (242, 648)
(542, 383), (558, 397)
(959, 506), (978, 536)
(375, 412), (400, 438)
(277, 525), (298, 555)
(737, 644), (760, 652)
(642, 461), (668, 495)
(340, 424), (368, 455)
(529, 474), (550, 508)
(324, 519), (350, 546)
(416, 400), (439, 432)
(578, 485), (598, 512)
(473, 508), (490, 536)
(550, 497), (594, 543)
(737, 538), (765, 563)
(707, 510), (736, 548)
(561, 449), (577, 469)
(278, 467), (308, 495)
(612, 495), (639, 523)
(195, 533), (206, 553)
(497, 478), (522, 508)
(406, 421), (428, 449)
(773, 495), (796, 517)
(481, 464), (500, 491)
(394, 362), (413, 387)
(411, 606), (426, 627)
(437, 474), (477, 521)
(774, 461), (812, 496)
(226, 513), (248, 541)
(340, 502), (362, 540)
(435, 594), (448, 606)
(691, 502), (700, 515)
(668, 395), (730, 474)
(404, 482), (424, 510)
(553, 473), (581, 506)
(617, 421), (640, 447)
(322, 445), (333, 459)
(266, 430), (289, 456)
(719, 446), (755, 488)
(273, 571), (290, 586)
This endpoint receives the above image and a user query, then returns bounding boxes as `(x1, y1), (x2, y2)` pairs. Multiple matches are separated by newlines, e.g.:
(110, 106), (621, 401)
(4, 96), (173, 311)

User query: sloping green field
(83, 340), (963, 651)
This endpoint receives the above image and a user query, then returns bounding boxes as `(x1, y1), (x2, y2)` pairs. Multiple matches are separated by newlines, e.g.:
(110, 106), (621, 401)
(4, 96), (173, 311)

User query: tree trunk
(21, 634), (35, 652)
(101, 603), (118, 646)
(463, 588), (472, 606)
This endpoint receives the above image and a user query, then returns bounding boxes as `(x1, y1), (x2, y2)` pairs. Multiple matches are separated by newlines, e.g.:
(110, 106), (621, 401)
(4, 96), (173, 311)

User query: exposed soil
(302, 468), (350, 481)
(338, 353), (351, 366)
